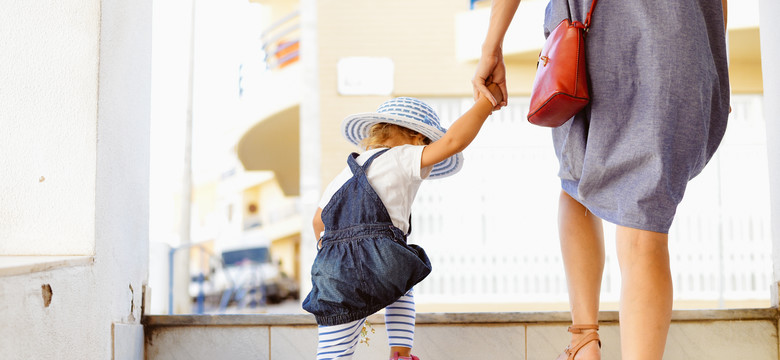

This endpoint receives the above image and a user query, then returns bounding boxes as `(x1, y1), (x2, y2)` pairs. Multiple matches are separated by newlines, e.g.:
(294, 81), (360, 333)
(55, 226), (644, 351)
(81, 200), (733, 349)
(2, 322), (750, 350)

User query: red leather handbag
(527, 0), (598, 127)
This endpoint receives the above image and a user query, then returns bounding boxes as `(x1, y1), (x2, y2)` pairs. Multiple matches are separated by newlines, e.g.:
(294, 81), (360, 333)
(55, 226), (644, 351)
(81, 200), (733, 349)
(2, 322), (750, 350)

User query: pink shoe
(389, 352), (420, 360)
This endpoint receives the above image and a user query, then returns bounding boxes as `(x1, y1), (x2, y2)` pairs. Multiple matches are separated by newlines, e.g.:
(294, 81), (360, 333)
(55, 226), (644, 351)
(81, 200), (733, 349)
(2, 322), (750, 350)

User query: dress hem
(561, 181), (672, 234)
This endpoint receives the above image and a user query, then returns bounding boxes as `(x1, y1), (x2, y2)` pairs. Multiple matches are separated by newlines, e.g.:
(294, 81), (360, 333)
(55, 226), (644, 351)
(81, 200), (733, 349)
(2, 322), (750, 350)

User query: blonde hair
(360, 123), (431, 150)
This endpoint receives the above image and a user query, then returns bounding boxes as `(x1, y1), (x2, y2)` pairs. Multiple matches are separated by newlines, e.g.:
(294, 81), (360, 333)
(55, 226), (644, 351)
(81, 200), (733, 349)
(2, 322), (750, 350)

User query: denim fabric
(302, 150), (432, 326)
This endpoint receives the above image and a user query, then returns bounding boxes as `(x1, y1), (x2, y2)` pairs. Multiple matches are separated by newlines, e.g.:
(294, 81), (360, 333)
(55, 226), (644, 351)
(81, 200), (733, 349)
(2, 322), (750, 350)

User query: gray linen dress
(544, 0), (730, 233)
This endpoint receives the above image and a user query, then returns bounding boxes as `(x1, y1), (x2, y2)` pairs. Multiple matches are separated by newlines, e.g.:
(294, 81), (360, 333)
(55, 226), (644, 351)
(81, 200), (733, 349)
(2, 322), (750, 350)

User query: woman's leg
(615, 226), (672, 360)
(385, 289), (416, 357)
(316, 319), (365, 360)
(558, 191), (604, 359)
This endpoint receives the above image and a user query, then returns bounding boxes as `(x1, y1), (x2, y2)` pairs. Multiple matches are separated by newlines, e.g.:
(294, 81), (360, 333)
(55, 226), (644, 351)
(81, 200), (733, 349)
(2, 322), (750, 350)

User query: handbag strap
(583, 0), (598, 29)
(566, 0), (599, 30)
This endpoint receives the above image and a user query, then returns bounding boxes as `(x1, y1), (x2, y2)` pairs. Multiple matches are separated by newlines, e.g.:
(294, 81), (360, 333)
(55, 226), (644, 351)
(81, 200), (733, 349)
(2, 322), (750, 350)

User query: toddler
(303, 84), (503, 360)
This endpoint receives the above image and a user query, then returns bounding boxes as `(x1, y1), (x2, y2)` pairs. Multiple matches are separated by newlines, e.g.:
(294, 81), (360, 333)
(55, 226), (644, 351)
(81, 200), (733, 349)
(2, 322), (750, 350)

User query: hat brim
(341, 112), (463, 178)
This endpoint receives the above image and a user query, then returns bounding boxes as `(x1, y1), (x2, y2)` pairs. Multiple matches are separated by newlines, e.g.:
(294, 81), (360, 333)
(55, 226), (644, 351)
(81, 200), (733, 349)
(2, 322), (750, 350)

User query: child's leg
(385, 289), (416, 357)
(316, 318), (365, 360)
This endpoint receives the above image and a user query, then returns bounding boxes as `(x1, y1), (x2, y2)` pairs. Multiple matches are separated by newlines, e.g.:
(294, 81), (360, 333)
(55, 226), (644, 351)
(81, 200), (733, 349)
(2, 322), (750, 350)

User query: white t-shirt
(318, 145), (433, 234)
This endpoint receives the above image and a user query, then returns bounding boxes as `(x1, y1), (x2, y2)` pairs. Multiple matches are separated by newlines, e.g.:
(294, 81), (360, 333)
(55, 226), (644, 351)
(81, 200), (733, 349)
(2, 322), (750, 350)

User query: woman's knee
(616, 226), (669, 262)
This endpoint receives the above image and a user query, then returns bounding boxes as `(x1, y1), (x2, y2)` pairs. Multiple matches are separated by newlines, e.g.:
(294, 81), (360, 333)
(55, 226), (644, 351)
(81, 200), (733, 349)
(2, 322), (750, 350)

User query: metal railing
(168, 243), (237, 314)
(261, 10), (300, 70)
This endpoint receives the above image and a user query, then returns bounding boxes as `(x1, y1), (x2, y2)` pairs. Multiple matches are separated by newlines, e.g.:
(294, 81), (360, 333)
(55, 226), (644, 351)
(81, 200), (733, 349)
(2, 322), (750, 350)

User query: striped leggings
(316, 290), (416, 360)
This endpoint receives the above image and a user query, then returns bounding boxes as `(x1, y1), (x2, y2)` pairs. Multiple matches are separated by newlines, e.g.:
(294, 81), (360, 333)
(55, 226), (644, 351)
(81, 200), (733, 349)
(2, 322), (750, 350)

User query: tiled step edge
(143, 307), (779, 327)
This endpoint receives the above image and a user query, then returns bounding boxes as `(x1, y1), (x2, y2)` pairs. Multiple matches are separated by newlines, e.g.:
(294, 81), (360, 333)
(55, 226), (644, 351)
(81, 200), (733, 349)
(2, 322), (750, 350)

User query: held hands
(475, 80), (505, 113)
(482, 82), (504, 108)
(472, 52), (508, 110)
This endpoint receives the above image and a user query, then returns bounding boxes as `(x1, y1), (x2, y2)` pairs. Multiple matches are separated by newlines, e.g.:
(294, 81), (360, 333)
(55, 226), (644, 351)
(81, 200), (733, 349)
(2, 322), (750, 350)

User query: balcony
(235, 9), (302, 196)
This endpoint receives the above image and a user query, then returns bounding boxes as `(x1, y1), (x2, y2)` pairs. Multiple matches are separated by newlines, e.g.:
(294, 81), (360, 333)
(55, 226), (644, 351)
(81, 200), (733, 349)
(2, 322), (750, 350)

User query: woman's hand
(472, 0), (520, 110)
(473, 52), (508, 110)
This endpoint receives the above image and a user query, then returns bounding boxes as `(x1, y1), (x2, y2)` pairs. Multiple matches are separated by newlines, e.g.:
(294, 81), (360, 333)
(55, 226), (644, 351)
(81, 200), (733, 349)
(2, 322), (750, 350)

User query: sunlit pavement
(199, 298), (306, 315)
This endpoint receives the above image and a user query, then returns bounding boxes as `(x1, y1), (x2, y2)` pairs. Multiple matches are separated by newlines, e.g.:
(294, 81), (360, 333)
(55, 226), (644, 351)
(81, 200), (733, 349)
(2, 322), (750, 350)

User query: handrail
(261, 23), (300, 53)
(168, 242), (236, 315)
(259, 9), (300, 40)
(260, 9), (301, 70)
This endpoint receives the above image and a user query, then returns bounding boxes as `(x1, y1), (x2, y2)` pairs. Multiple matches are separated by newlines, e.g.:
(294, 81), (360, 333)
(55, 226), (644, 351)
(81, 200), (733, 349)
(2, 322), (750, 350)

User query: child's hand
(486, 83), (504, 105)
(477, 82), (504, 109)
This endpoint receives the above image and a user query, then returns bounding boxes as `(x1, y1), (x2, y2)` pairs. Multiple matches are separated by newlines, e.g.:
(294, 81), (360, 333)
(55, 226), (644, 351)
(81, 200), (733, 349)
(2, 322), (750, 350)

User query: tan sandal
(556, 324), (601, 360)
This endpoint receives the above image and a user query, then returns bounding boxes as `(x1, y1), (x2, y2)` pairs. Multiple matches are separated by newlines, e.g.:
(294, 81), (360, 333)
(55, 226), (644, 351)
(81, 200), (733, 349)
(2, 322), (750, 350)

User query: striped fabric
(315, 290), (417, 359)
(385, 290), (416, 349)
(316, 319), (365, 360)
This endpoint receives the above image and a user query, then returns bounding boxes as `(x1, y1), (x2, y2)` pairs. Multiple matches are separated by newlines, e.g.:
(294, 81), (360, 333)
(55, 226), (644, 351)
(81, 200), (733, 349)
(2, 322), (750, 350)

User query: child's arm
(420, 84), (503, 169)
(313, 208), (324, 242)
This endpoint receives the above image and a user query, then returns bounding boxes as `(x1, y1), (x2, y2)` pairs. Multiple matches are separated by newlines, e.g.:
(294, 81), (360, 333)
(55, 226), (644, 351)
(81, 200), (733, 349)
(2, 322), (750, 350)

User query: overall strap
(347, 148), (390, 175)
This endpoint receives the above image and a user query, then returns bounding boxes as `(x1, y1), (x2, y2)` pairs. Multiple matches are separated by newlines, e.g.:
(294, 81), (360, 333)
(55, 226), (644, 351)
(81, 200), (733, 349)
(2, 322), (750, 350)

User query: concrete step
(144, 308), (779, 359)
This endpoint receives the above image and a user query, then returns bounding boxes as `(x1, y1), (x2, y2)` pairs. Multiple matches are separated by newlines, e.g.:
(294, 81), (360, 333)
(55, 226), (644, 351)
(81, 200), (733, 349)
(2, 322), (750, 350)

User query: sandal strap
(565, 332), (601, 358)
(567, 324), (599, 334)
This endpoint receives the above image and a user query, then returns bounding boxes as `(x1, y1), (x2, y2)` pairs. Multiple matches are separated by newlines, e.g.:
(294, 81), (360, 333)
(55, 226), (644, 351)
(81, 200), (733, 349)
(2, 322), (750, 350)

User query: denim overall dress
(302, 149), (432, 326)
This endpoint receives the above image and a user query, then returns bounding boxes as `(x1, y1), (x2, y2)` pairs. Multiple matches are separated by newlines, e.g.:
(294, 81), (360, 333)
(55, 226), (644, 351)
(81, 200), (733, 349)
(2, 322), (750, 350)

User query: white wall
(0, 0), (152, 358)
(760, 0), (780, 298)
(0, 0), (101, 256)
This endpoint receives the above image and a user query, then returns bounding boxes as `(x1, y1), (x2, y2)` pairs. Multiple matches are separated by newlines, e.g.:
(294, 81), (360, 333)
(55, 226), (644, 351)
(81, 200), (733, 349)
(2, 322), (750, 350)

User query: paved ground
(264, 299), (307, 314)
(197, 298), (306, 315)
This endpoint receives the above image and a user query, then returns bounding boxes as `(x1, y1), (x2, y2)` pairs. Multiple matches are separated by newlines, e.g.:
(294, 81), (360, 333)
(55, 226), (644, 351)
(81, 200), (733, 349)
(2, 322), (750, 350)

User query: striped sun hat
(341, 97), (463, 178)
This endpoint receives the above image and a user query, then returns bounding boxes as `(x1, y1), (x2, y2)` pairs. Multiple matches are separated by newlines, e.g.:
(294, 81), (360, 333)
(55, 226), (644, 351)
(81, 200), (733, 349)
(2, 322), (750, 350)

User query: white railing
(410, 95), (771, 306)
(669, 209), (772, 301)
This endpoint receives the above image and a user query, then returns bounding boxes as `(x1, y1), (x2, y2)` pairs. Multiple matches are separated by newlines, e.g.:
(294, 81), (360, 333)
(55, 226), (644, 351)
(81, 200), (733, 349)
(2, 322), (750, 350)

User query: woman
(473, 0), (730, 359)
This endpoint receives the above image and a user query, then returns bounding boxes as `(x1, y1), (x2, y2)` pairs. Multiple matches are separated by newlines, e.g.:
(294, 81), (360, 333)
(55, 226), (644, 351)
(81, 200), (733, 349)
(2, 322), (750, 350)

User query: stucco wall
(0, 0), (101, 256)
(0, 0), (152, 358)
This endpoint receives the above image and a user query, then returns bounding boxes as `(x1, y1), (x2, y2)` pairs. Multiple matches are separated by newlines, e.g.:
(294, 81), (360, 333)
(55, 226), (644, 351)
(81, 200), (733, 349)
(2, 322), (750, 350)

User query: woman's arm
(722, 0), (727, 29)
(421, 85), (503, 168)
(483, 0), (522, 52)
(472, 0), (521, 108)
